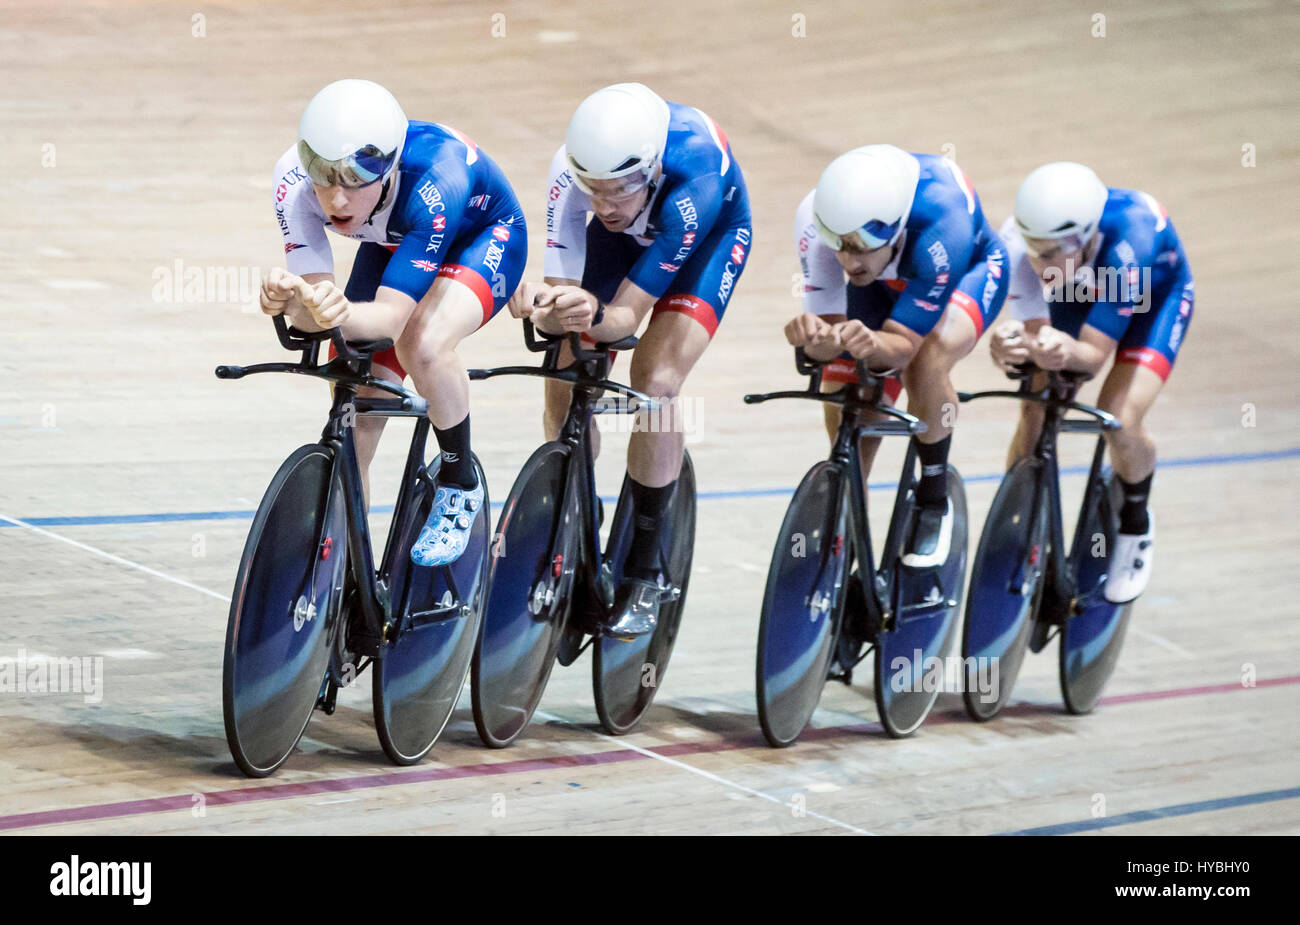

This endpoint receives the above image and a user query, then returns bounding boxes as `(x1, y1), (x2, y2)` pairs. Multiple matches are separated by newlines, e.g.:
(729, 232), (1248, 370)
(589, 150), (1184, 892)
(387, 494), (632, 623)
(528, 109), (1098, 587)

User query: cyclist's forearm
(341, 299), (408, 342)
(587, 302), (640, 342)
(871, 330), (916, 371)
(1063, 336), (1109, 376)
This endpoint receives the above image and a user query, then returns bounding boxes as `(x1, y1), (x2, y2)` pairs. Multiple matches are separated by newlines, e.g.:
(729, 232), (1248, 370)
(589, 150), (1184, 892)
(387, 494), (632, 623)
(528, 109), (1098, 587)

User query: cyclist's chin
(598, 216), (630, 232)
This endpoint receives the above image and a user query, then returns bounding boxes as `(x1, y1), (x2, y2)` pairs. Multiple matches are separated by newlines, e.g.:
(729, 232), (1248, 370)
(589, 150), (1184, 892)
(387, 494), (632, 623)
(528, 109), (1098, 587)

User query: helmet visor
(567, 152), (656, 199)
(813, 212), (898, 252)
(299, 140), (397, 189)
(1021, 230), (1090, 260)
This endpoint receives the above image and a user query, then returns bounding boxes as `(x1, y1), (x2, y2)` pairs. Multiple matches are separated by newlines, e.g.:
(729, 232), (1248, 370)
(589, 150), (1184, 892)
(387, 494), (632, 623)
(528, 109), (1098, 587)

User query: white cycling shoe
(902, 499), (953, 569)
(1105, 513), (1154, 604)
(410, 478), (485, 568)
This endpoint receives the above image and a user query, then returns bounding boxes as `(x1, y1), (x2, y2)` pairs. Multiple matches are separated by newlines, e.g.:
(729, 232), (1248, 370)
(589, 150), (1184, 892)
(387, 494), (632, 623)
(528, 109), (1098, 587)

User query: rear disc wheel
(593, 453), (697, 735)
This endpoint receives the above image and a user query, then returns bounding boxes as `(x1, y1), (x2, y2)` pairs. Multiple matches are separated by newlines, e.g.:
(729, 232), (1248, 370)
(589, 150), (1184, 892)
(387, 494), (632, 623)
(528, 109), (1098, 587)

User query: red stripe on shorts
(947, 290), (984, 339)
(436, 264), (494, 327)
(651, 293), (720, 339)
(1116, 347), (1172, 381)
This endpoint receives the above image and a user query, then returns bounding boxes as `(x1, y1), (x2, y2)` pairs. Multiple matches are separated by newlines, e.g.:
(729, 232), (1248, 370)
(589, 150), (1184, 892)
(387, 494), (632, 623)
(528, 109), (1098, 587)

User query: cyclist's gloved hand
(1029, 325), (1070, 371)
(260, 267), (302, 317)
(296, 279), (351, 330)
(541, 285), (597, 333)
(508, 280), (552, 320)
(834, 319), (880, 362)
(989, 319), (1029, 371)
(784, 312), (839, 358)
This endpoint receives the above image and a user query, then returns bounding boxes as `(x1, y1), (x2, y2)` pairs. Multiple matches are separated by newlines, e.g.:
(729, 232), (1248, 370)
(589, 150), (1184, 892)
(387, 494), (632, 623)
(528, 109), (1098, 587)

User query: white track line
(536, 709), (873, 835)
(0, 513), (231, 604)
(1131, 626), (1195, 658)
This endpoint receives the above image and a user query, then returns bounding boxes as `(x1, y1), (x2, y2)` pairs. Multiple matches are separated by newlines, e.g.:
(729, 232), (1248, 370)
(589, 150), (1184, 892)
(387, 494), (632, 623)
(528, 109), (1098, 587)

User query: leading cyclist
(258, 79), (527, 567)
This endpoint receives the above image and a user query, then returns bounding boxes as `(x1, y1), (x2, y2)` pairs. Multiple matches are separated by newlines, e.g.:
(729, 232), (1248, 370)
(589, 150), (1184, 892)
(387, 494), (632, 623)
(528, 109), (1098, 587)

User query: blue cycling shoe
(409, 477), (484, 567)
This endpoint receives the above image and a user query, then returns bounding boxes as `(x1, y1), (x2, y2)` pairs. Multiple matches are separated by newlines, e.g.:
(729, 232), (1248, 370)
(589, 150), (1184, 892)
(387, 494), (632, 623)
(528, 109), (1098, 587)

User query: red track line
(2, 674), (1295, 832)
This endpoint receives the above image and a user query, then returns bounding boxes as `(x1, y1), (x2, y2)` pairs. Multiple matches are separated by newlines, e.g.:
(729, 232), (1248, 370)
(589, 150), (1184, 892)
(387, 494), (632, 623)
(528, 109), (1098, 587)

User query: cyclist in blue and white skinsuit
(257, 80), (527, 568)
(510, 83), (752, 637)
(989, 162), (1195, 603)
(787, 146), (1008, 567)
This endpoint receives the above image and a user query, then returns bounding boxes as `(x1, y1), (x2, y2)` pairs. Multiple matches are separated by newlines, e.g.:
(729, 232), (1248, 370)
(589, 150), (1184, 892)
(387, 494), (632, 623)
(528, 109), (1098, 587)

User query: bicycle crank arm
(406, 602), (473, 630)
(895, 596), (960, 623)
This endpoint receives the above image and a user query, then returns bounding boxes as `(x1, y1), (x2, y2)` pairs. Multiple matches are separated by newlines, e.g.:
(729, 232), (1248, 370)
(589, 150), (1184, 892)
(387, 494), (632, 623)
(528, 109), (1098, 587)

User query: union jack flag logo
(659, 262), (680, 272)
(411, 259), (438, 272)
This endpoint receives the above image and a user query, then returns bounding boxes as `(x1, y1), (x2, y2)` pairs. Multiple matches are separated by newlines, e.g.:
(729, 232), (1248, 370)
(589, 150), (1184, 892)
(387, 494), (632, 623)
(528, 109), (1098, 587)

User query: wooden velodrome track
(1, 0), (1297, 835)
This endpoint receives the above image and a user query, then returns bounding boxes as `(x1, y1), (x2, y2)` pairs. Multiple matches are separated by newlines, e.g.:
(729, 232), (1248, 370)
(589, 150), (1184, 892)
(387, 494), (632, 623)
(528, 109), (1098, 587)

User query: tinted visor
(299, 140), (397, 189)
(813, 212), (899, 252)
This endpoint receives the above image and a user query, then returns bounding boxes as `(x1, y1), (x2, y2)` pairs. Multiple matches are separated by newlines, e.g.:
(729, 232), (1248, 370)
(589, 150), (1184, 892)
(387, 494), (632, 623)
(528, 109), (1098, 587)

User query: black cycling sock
(626, 478), (675, 580)
(914, 435), (951, 509)
(1118, 472), (1153, 535)
(432, 415), (476, 490)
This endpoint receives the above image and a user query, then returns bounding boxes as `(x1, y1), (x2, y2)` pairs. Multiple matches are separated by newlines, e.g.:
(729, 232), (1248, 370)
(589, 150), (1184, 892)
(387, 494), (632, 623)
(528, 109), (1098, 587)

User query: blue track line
(995, 786), (1300, 835)
(3, 445), (1296, 529)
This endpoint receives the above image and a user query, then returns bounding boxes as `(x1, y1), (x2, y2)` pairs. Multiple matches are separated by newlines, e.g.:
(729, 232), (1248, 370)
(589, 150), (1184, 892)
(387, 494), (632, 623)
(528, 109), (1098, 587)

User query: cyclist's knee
(901, 348), (954, 397)
(1099, 393), (1148, 441)
(633, 365), (685, 402)
(400, 323), (462, 374)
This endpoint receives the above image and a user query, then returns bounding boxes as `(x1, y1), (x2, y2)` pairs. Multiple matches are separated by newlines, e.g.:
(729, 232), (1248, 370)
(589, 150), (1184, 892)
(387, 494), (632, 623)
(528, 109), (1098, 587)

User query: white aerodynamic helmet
(813, 144), (922, 251)
(1014, 161), (1109, 257)
(297, 79), (408, 188)
(565, 82), (671, 196)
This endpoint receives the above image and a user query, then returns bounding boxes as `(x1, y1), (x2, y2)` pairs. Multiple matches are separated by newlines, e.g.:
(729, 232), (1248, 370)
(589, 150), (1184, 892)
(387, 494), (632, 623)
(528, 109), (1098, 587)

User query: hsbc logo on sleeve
(431, 214), (447, 232)
(417, 180), (446, 215)
(674, 196), (699, 230)
(484, 239), (506, 274)
(926, 241), (950, 273)
(492, 225), (510, 242)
